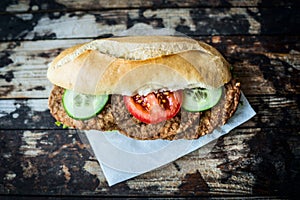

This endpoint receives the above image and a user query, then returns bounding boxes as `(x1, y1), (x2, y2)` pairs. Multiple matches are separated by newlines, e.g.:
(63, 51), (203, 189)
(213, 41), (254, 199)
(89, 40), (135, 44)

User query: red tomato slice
(124, 90), (183, 124)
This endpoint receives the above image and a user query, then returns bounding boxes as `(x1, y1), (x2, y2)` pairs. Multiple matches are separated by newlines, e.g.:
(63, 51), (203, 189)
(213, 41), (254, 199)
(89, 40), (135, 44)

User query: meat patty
(48, 79), (241, 140)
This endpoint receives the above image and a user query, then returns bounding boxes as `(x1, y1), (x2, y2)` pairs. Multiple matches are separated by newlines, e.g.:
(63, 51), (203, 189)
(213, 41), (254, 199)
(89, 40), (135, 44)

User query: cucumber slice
(62, 89), (109, 120)
(182, 87), (222, 112)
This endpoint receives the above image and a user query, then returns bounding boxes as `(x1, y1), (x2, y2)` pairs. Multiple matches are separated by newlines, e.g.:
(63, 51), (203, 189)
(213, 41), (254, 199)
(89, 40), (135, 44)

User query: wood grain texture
(0, 127), (299, 196)
(0, 39), (90, 98)
(0, 7), (300, 41)
(1, 36), (299, 98)
(0, 0), (299, 198)
(2, 0), (299, 13)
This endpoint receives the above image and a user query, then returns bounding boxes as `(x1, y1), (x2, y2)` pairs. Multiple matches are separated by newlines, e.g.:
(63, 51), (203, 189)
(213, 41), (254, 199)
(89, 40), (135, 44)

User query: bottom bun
(48, 80), (241, 140)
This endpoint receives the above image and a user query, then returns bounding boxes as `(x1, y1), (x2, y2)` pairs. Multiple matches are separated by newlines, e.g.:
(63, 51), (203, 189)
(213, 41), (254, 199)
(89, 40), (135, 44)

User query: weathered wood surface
(0, 0), (300, 198)
(1, 7), (300, 41)
(1, 36), (299, 98)
(1, 127), (299, 196)
(2, 0), (299, 13)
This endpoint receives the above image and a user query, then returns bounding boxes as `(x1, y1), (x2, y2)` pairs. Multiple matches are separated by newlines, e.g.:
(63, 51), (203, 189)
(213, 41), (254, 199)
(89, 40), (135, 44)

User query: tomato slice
(124, 90), (183, 124)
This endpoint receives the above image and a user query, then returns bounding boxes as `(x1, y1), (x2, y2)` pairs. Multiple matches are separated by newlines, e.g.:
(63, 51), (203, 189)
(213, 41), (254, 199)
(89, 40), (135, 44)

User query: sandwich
(47, 36), (241, 140)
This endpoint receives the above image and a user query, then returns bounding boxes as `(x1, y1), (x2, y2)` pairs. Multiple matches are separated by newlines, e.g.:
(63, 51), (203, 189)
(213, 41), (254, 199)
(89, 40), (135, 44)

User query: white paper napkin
(85, 93), (256, 186)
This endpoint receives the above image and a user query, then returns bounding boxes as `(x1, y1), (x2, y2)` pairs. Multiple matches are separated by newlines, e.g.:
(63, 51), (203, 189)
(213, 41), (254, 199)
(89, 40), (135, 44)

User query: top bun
(47, 36), (231, 95)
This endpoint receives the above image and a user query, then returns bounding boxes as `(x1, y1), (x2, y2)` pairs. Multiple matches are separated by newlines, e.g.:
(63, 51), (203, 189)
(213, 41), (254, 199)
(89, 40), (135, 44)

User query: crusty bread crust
(47, 36), (231, 95)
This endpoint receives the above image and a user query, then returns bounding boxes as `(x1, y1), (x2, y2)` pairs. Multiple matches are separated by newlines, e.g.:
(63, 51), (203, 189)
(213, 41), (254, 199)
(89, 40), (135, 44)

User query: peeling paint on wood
(2, 0), (299, 13)
(0, 36), (299, 98)
(1, 7), (300, 41)
(0, 126), (299, 196)
(21, 159), (39, 178)
(83, 160), (107, 186)
(24, 13), (126, 40)
(0, 39), (89, 98)
(0, 99), (54, 129)
(0, 0), (299, 197)
(62, 164), (71, 183)
(20, 131), (47, 157)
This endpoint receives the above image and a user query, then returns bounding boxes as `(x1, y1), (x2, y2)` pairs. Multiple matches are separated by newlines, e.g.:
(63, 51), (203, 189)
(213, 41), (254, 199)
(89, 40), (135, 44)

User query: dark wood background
(0, 0), (299, 199)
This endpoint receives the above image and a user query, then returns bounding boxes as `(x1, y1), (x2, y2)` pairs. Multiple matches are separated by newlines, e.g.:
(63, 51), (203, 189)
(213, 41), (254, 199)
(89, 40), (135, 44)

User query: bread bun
(47, 36), (231, 95)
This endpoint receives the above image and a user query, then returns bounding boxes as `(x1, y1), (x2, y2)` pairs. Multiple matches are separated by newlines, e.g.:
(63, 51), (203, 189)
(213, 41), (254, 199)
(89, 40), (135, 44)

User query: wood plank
(0, 196), (287, 200)
(0, 39), (90, 98)
(1, 36), (299, 98)
(1, 7), (300, 41)
(0, 95), (299, 130)
(3, 0), (299, 14)
(0, 127), (298, 196)
(1, 1), (298, 198)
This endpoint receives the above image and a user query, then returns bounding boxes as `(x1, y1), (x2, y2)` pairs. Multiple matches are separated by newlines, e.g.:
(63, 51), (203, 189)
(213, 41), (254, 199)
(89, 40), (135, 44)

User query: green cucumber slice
(182, 87), (222, 112)
(62, 89), (109, 120)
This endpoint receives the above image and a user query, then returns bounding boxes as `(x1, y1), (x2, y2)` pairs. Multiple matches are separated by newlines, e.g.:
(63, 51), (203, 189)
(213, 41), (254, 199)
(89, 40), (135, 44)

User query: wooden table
(1, 0), (299, 199)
